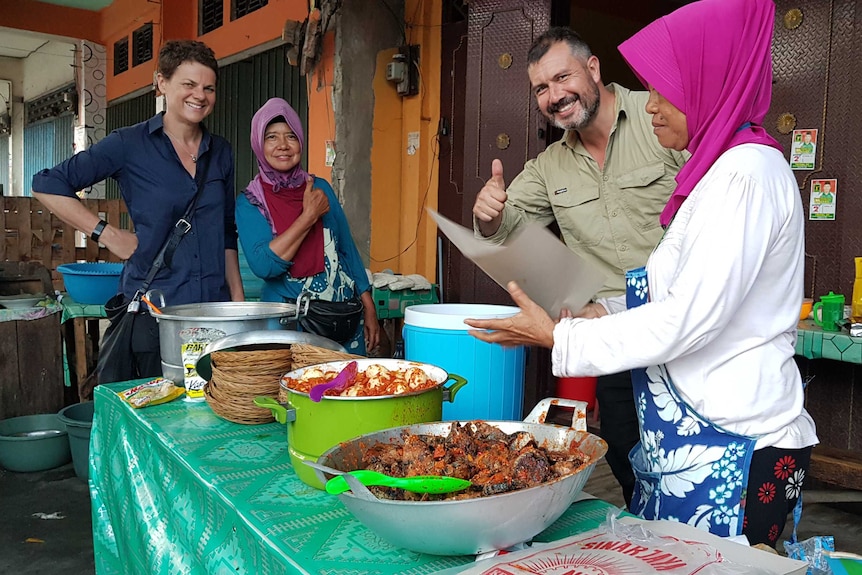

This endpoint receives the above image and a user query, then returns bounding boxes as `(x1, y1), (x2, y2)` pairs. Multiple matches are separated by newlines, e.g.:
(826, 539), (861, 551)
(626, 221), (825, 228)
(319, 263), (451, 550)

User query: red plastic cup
(555, 376), (598, 411)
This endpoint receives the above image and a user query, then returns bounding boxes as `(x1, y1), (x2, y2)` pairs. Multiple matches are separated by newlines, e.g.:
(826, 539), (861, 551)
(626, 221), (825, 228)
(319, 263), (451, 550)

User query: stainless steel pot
(151, 301), (302, 383)
(313, 398), (607, 556)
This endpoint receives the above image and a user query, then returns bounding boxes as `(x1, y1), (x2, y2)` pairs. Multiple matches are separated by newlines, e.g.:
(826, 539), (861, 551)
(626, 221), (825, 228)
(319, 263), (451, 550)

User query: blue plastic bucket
(403, 304), (526, 421)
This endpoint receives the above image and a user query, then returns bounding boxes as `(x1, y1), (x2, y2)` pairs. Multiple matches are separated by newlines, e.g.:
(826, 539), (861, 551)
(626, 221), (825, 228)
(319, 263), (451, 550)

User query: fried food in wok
(359, 421), (590, 501)
(284, 364), (437, 397)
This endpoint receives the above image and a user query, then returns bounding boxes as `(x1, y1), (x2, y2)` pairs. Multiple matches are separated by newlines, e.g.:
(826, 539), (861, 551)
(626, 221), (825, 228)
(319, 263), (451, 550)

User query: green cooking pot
(255, 358), (467, 489)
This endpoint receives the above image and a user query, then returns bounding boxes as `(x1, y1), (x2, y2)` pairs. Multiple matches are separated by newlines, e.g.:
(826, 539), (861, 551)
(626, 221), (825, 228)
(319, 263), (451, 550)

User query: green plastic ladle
(324, 470), (472, 495)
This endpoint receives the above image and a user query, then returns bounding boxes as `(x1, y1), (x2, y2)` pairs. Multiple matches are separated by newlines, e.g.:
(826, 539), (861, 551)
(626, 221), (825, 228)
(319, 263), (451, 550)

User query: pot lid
(154, 301), (300, 321)
(195, 330), (346, 381)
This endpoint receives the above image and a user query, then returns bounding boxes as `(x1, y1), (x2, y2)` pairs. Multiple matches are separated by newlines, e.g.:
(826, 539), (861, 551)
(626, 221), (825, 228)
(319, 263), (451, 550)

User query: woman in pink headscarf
(465, 0), (817, 545)
(236, 98), (379, 354)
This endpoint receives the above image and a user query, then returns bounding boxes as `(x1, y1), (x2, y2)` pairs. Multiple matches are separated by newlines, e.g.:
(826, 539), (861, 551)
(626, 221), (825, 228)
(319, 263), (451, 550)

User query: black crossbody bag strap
(136, 154), (212, 299)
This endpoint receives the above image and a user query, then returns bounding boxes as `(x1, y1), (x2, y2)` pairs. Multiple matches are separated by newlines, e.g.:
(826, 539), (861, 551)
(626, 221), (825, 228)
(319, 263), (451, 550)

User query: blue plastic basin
(57, 262), (123, 305)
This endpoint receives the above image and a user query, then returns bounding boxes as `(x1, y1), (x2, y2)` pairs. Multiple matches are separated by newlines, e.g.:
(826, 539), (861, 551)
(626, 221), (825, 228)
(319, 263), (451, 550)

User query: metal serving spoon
(303, 460), (378, 501)
(308, 361), (358, 402)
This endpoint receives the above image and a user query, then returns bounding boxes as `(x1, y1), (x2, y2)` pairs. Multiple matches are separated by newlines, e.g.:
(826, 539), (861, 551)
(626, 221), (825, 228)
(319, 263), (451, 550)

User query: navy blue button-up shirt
(33, 113), (237, 306)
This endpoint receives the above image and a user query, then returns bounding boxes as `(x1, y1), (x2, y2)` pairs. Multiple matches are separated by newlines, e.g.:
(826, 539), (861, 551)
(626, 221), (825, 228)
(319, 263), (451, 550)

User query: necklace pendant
(191, 155), (197, 163)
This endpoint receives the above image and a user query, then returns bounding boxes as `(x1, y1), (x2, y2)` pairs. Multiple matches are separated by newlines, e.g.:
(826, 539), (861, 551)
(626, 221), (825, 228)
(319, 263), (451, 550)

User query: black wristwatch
(90, 219), (108, 242)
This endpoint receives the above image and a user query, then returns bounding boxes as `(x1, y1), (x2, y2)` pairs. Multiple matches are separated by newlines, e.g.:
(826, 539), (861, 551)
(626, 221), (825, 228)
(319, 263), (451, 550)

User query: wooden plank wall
(0, 313), (64, 419)
(0, 197), (132, 291)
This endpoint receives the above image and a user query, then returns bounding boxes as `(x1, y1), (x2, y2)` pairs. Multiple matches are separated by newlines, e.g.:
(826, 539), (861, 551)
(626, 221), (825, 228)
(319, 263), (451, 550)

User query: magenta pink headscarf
(244, 97), (324, 278)
(618, 0), (782, 227)
(250, 98), (309, 190)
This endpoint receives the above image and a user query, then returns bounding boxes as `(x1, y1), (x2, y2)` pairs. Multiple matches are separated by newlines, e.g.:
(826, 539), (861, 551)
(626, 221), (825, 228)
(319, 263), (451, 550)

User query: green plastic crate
(373, 285), (439, 319)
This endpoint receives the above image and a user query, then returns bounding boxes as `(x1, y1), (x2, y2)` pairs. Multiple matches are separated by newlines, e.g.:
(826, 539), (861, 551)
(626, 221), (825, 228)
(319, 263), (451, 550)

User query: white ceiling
(0, 27), (68, 59)
(0, 0), (110, 60)
(35, 0), (114, 10)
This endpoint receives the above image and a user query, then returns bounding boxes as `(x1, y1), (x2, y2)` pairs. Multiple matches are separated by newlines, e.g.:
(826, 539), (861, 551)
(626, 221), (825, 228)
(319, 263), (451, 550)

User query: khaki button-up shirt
(477, 83), (687, 299)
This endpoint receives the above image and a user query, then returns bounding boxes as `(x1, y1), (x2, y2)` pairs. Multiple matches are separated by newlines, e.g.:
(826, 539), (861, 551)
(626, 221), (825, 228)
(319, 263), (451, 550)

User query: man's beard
(547, 79), (601, 131)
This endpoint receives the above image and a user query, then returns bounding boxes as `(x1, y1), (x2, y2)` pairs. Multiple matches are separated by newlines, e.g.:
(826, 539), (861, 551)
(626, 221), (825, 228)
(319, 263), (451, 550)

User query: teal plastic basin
(57, 402), (94, 480)
(0, 414), (72, 472)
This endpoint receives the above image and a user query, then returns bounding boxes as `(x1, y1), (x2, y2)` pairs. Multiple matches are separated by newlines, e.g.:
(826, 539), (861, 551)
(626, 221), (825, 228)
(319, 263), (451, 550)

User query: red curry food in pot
(284, 364), (438, 397)
(359, 421), (591, 501)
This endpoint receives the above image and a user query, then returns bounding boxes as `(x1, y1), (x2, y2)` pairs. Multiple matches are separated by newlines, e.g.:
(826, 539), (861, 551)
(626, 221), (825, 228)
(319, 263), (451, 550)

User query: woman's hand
(31, 192), (138, 260)
(301, 176), (329, 223)
(573, 302), (608, 319)
(100, 225), (138, 261)
(559, 302), (607, 319)
(270, 177), (330, 261)
(361, 291), (380, 353)
(464, 281), (556, 348)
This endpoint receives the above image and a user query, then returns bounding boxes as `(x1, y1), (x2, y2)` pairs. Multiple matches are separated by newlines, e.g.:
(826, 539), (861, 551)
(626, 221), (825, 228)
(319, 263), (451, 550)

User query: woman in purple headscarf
(236, 98), (379, 354)
(465, 0), (817, 545)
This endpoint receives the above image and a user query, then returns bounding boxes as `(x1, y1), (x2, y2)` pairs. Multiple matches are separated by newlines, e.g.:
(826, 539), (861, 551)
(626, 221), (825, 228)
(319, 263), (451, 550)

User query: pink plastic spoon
(308, 361), (358, 402)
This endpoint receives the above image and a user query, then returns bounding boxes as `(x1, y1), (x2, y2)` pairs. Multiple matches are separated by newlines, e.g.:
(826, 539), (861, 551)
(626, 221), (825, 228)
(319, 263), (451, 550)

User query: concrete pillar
(74, 40), (107, 198)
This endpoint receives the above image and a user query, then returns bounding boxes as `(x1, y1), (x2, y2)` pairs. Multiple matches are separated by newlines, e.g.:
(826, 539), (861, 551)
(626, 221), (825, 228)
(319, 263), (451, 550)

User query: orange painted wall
(100, 0), (161, 101)
(6, 0), (335, 190)
(370, 48), (405, 270)
(1, 0), (101, 43)
(103, 0), (308, 101)
(369, 0), (442, 280)
(306, 33), (336, 181)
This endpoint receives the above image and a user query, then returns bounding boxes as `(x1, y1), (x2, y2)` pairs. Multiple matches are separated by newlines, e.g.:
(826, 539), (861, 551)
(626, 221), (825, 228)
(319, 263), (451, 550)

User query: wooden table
(796, 318), (862, 364)
(795, 319), (862, 492)
(60, 294), (106, 400)
(91, 381), (623, 575)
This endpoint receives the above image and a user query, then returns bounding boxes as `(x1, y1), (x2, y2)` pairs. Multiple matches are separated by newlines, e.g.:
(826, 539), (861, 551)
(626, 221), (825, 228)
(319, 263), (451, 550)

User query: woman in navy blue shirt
(33, 40), (244, 381)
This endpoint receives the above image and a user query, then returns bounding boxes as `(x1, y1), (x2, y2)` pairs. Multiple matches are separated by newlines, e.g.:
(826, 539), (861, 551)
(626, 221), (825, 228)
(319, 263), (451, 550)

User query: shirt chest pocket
(548, 183), (605, 247)
(196, 174), (230, 211)
(617, 162), (675, 232)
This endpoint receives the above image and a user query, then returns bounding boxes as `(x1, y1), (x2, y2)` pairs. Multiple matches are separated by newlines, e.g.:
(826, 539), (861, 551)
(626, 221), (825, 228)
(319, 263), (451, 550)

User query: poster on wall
(325, 140), (336, 167)
(790, 129), (817, 170)
(809, 178), (837, 221)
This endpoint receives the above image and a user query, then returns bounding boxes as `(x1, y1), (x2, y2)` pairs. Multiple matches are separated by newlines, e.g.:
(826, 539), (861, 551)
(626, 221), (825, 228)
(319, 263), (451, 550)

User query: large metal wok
(313, 397), (608, 556)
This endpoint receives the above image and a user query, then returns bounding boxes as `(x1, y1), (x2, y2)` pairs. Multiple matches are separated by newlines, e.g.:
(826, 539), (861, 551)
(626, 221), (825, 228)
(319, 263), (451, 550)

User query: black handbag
(94, 293), (140, 385)
(95, 156), (211, 385)
(298, 296), (364, 344)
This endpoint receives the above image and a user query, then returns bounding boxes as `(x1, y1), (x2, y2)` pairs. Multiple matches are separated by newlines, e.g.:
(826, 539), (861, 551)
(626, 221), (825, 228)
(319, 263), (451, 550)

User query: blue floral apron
(625, 266), (757, 537)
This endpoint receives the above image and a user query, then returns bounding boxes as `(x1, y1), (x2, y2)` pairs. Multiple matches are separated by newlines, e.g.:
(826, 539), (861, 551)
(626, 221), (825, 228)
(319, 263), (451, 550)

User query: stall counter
(90, 382), (622, 575)
(796, 319), (862, 364)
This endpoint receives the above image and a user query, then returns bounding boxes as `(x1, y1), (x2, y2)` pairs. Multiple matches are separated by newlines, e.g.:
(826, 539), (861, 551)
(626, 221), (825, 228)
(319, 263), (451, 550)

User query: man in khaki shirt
(473, 27), (686, 507)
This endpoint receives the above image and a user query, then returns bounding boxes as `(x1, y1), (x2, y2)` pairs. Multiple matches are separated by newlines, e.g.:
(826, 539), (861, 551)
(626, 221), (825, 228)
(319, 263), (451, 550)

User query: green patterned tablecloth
(91, 382), (623, 575)
(0, 299), (60, 323)
(59, 293), (107, 323)
(796, 319), (862, 364)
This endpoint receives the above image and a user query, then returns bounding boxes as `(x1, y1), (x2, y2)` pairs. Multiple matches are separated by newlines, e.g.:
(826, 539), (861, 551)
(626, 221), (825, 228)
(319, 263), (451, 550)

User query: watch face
(91, 220), (107, 241)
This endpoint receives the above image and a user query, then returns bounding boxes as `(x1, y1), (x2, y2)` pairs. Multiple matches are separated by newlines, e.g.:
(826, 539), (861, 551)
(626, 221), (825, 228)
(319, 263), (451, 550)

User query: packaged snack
(179, 327), (225, 402)
(118, 378), (184, 408)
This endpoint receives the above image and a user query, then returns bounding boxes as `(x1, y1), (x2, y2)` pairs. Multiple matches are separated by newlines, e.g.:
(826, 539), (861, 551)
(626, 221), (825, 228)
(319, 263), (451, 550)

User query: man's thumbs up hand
(473, 159), (508, 236)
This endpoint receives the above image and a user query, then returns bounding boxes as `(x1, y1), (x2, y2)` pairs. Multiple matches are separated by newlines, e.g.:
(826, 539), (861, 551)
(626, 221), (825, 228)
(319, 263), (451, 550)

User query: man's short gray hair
(527, 27), (593, 66)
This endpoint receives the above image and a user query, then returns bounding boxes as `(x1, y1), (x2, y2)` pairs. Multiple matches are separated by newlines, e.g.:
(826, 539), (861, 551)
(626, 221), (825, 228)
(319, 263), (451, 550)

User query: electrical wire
(376, 0), (407, 45)
(406, 0), (424, 45)
(371, 131), (440, 264)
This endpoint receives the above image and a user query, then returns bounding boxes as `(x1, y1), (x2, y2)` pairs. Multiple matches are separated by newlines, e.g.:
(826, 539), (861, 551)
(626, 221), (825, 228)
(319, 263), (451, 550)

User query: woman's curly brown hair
(158, 40), (218, 83)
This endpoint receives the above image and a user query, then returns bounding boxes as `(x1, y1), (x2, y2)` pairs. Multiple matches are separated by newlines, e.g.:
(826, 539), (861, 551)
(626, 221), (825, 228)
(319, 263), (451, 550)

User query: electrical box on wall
(386, 45), (420, 97)
(0, 79), (10, 134)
